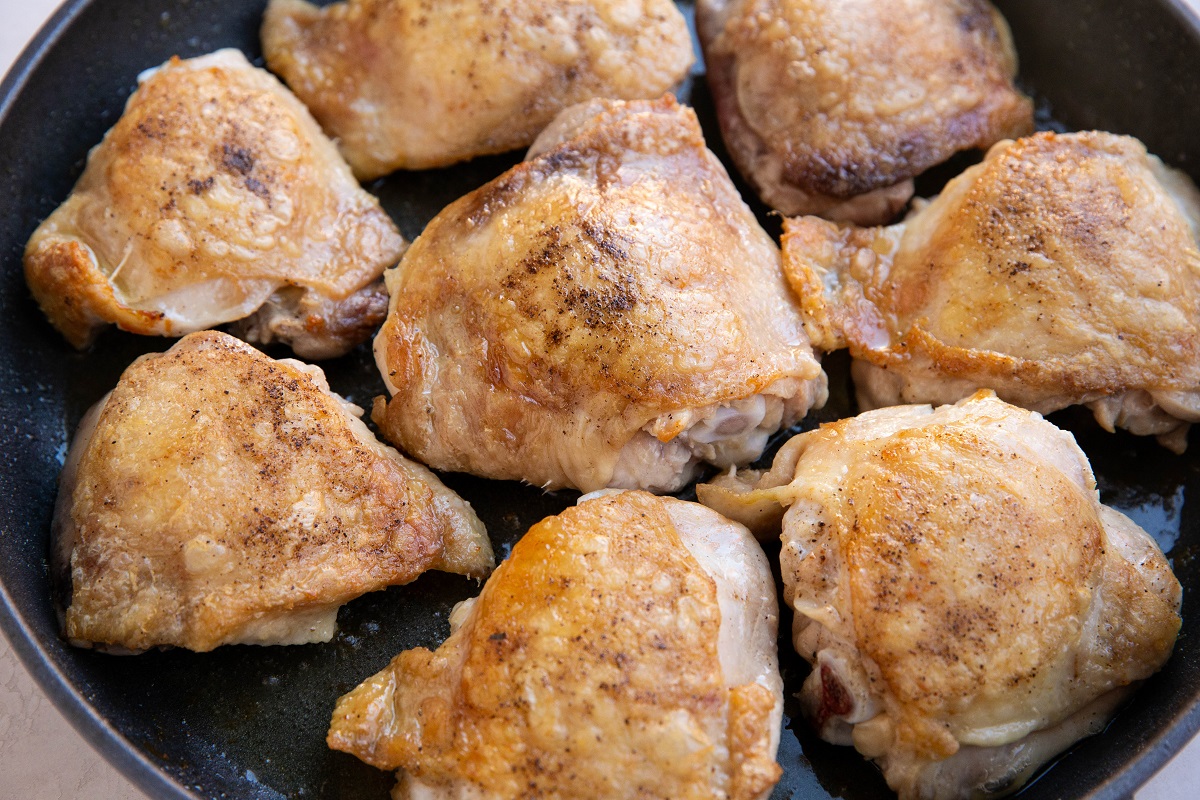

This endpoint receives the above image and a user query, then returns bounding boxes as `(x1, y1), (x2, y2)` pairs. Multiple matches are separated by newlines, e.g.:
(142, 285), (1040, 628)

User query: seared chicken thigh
(55, 332), (493, 653)
(784, 131), (1200, 450)
(329, 490), (783, 800)
(25, 49), (404, 359)
(699, 391), (1181, 800)
(262, 0), (694, 178)
(696, 0), (1033, 223)
(372, 96), (826, 493)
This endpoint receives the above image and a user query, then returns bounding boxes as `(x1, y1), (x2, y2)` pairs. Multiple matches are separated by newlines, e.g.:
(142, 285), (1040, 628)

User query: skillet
(2, 1), (1200, 798)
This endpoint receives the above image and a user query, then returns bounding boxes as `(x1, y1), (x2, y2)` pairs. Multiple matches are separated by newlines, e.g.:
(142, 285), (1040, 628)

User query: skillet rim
(0, 2), (1199, 799)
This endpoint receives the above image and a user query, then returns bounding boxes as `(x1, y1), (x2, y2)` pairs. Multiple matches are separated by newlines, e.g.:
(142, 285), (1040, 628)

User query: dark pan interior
(2, 1), (1200, 799)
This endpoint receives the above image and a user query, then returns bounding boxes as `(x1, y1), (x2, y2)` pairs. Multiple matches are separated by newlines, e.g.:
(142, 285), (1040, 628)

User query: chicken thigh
(261, 0), (694, 179)
(328, 490), (783, 800)
(55, 331), (493, 653)
(25, 49), (405, 359)
(696, 0), (1033, 224)
(372, 96), (826, 494)
(784, 131), (1200, 451)
(699, 391), (1181, 800)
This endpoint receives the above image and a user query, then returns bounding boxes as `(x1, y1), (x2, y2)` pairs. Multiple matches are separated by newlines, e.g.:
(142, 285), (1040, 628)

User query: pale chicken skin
(328, 490), (783, 800)
(696, 0), (1033, 224)
(55, 332), (493, 653)
(261, 0), (694, 179)
(25, 49), (405, 359)
(372, 96), (826, 493)
(698, 391), (1182, 800)
(784, 131), (1200, 451)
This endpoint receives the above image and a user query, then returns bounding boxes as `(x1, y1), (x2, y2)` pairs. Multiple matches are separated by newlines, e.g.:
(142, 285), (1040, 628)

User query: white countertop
(2, 2), (1198, 799)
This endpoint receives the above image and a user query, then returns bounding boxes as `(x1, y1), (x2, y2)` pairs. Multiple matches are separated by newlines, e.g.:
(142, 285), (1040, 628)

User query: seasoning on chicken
(25, 49), (404, 359)
(262, 0), (694, 178)
(372, 96), (827, 493)
(329, 490), (783, 800)
(696, 0), (1033, 223)
(784, 131), (1200, 451)
(55, 331), (493, 653)
(698, 391), (1181, 800)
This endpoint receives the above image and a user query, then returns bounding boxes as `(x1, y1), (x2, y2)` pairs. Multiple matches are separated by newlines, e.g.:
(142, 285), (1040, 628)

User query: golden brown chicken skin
(55, 332), (493, 653)
(696, 0), (1033, 224)
(371, 96), (826, 493)
(783, 131), (1200, 451)
(261, 0), (694, 178)
(699, 391), (1182, 800)
(25, 50), (404, 359)
(329, 490), (783, 800)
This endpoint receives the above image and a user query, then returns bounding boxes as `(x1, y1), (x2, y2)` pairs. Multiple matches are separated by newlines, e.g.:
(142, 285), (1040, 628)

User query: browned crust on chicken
(697, 0), (1033, 223)
(842, 424), (1104, 758)
(799, 398), (1181, 793)
(24, 50), (404, 358)
(782, 131), (1200, 446)
(262, 0), (694, 178)
(328, 491), (781, 799)
(728, 683), (785, 800)
(24, 240), (165, 348)
(697, 392), (1181, 799)
(373, 96), (824, 491)
(59, 331), (491, 652)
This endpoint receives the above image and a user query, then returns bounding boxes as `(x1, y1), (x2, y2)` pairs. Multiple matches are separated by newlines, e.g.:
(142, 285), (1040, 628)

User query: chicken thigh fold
(372, 96), (827, 493)
(25, 49), (405, 359)
(329, 490), (783, 800)
(698, 391), (1182, 800)
(55, 331), (493, 653)
(262, 0), (694, 178)
(783, 131), (1200, 451)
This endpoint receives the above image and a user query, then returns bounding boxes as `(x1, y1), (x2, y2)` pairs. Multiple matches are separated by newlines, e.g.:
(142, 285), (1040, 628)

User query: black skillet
(2, 1), (1200, 798)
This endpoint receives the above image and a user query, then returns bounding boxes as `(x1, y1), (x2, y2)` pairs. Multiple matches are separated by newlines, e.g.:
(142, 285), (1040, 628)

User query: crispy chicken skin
(699, 391), (1182, 800)
(371, 96), (826, 493)
(696, 0), (1033, 224)
(54, 332), (493, 653)
(261, 0), (694, 179)
(783, 131), (1200, 451)
(24, 49), (404, 359)
(328, 490), (783, 800)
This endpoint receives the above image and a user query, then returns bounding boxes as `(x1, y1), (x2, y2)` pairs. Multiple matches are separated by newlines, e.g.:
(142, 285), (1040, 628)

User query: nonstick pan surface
(2, 1), (1200, 799)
